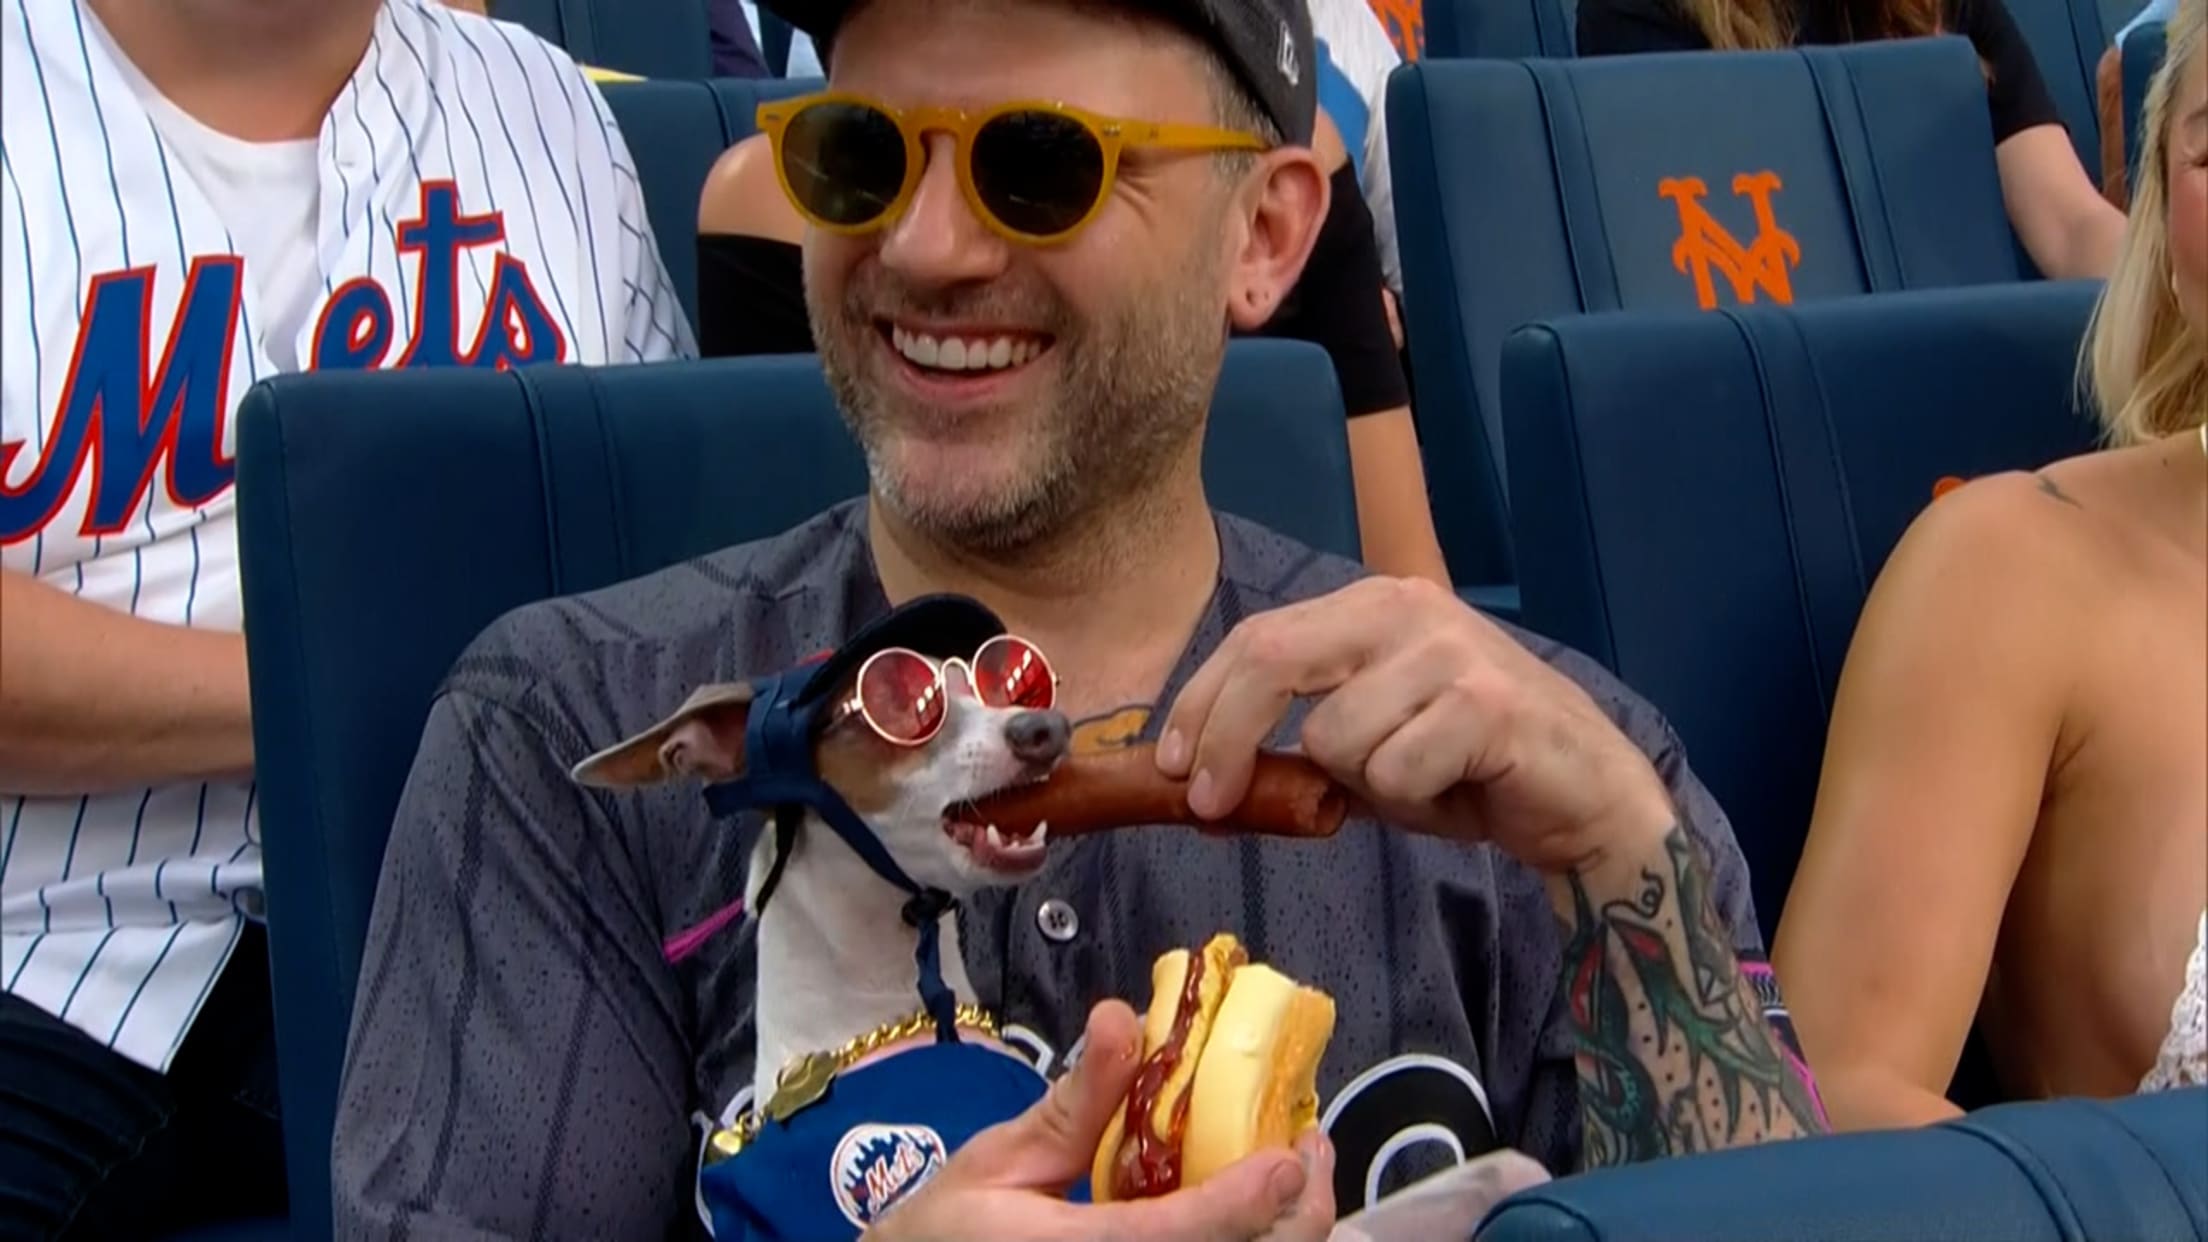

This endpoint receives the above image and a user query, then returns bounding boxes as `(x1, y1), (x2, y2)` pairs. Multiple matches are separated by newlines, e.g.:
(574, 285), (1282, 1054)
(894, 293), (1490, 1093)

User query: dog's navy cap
(788, 593), (1008, 710)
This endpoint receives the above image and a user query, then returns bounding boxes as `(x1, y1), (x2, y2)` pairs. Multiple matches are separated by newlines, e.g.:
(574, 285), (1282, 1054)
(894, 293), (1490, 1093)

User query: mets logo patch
(829, 1122), (947, 1227)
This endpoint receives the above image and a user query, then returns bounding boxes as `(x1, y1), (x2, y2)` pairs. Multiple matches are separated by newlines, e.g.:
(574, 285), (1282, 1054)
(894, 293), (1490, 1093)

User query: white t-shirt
(2, 0), (689, 1076)
(92, 16), (325, 371)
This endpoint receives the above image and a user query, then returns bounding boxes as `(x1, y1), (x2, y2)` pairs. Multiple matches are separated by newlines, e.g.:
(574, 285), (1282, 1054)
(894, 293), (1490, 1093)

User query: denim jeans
(0, 923), (286, 1240)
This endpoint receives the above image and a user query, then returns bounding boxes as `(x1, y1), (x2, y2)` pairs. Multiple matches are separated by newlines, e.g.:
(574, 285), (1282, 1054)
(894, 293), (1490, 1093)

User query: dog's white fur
(742, 684), (1059, 1100)
(572, 660), (1063, 1105)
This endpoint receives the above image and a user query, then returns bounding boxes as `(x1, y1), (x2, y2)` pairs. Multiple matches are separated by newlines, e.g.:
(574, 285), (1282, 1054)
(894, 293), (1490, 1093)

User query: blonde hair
(2085, 0), (2207, 446)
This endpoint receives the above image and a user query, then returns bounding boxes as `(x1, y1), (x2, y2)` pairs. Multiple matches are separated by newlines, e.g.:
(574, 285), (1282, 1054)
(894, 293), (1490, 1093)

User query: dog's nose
(1004, 710), (1069, 765)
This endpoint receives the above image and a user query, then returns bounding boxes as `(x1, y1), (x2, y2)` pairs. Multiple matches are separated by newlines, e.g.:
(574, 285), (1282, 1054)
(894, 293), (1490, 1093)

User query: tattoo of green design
(1559, 826), (1828, 1165)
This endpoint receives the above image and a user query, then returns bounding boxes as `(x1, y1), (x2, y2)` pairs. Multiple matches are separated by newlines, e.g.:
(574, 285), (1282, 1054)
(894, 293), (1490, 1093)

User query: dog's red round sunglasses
(832, 635), (1058, 746)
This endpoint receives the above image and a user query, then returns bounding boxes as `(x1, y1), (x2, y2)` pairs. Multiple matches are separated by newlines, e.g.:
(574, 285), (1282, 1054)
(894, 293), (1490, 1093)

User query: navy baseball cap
(759, 0), (1318, 147)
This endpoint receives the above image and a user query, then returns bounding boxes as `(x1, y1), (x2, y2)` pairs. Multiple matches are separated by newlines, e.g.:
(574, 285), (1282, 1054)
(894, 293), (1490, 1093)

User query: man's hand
(866, 1000), (1335, 1242)
(1157, 576), (1673, 875)
(1157, 578), (1826, 1162)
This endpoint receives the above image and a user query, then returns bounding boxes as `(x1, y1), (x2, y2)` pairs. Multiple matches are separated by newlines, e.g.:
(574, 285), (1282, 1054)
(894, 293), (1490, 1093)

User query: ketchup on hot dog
(1109, 941), (1248, 1198)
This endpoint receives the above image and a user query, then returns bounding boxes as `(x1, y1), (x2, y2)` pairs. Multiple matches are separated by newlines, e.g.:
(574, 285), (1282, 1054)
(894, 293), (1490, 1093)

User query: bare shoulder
(699, 134), (802, 242)
(1899, 466), (2101, 574)
(1869, 465), (2106, 648)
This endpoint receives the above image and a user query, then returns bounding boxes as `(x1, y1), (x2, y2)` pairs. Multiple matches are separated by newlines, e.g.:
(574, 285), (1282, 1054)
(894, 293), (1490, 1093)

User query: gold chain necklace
(707, 1002), (1001, 1162)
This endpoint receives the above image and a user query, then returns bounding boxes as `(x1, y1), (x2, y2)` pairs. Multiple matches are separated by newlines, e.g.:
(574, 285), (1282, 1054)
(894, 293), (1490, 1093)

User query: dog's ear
(570, 682), (754, 788)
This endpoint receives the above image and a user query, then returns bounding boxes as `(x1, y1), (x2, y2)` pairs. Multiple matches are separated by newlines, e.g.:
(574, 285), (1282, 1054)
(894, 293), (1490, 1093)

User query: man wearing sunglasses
(336, 0), (1827, 1238)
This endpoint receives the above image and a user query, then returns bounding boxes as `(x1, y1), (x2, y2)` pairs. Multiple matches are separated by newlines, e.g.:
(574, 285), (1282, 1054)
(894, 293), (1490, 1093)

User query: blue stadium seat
(2124, 19), (2170, 186)
(233, 340), (1358, 1235)
(1476, 1087), (2208, 1242)
(1387, 37), (2021, 594)
(1499, 280), (2102, 944)
(493, 0), (712, 78)
(1425, 0), (1576, 58)
(598, 77), (820, 332)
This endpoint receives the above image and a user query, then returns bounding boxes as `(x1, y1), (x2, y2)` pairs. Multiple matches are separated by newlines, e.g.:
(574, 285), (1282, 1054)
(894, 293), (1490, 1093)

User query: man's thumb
(956, 999), (1145, 1190)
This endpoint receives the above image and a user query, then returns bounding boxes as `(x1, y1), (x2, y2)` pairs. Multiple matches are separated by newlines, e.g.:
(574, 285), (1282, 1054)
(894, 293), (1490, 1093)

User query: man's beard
(809, 249), (1226, 561)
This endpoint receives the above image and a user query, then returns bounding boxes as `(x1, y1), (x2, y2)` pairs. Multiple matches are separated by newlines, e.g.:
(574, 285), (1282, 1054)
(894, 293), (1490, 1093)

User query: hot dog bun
(1090, 933), (1336, 1203)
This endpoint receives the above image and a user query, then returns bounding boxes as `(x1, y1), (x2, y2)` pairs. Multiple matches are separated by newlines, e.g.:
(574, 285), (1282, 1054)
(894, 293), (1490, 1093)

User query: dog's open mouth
(942, 772), (1052, 873)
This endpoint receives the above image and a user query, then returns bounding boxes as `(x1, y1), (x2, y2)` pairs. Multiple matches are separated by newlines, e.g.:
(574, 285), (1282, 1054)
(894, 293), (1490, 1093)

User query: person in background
(743, 0), (826, 73)
(693, 0), (1454, 586)
(2099, 0), (2178, 204)
(0, 0), (689, 1235)
(1311, 0), (1406, 302)
(711, 0), (774, 75)
(441, 0), (772, 78)
(1772, 0), (2205, 1130)
(1366, 0), (1425, 58)
(1577, 0), (2130, 280)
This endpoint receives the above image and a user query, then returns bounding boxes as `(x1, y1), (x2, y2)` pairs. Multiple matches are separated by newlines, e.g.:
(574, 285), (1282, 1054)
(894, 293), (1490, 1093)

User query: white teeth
(985, 824), (1006, 852)
(1032, 821), (1048, 848)
(892, 328), (1042, 373)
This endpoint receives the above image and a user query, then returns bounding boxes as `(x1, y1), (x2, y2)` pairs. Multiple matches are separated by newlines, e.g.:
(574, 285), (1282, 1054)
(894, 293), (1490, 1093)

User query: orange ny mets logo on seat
(1660, 171), (1801, 310)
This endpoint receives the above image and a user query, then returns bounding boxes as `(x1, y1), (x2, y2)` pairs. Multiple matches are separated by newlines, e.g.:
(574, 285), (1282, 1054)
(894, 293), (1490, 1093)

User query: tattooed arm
(1552, 824), (1829, 1166)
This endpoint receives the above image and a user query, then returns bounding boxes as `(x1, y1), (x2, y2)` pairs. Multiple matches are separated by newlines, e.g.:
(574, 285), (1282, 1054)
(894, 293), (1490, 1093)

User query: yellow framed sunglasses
(754, 91), (1269, 245)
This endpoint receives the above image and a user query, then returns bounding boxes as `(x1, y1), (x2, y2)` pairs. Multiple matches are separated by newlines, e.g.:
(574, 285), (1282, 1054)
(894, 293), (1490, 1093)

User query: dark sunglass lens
(781, 102), (907, 227)
(970, 110), (1105, 238)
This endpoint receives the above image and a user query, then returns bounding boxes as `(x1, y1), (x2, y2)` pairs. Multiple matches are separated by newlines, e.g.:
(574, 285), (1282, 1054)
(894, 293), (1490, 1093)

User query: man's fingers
(1084, 1146), (1309, 1242)
(1296, 640), (1450, 781)
(1156, 633), (1237, 779)
(1184, 657), (1303, 818)
(953, 1000), (1144, 1191)
(1263, 1128), (1337, 1241)
(1170, 590), (1393, 818)
(1157, 587), (1370, 780)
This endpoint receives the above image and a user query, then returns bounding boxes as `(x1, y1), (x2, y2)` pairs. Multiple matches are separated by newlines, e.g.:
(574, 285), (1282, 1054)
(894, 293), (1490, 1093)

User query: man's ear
(570, 682), (754, 788)
(1225, 145), (1331, 333)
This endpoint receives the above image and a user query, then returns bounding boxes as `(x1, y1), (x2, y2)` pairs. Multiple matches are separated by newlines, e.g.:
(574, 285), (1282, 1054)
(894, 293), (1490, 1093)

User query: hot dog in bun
(1090, 933), (1337, 1202)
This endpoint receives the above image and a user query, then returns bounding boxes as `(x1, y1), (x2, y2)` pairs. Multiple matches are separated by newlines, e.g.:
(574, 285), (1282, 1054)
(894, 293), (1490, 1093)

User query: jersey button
(1035, 898), (1080, 943)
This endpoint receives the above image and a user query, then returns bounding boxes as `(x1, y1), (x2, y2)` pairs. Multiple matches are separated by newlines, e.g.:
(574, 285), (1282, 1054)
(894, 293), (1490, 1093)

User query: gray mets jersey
(1, 0), (691, 1077)
(333, 501), (1778, 1239)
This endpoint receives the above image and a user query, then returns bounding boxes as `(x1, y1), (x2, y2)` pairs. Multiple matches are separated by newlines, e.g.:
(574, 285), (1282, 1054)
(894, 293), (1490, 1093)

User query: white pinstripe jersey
(0, 0), (694, 1073)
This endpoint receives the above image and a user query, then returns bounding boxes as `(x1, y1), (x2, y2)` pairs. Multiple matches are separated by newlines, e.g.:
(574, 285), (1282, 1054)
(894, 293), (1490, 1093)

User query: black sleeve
(1575, 0), (1714, 56)
(331, 688), (700, 1239)
(696, 233), (817, 357)
(1256, 163), (1411, 417)
(1956, 0), (2065, 143)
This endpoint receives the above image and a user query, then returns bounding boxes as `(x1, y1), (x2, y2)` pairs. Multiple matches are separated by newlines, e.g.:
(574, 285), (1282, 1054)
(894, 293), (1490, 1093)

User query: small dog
(570, 598), (1073, 1239)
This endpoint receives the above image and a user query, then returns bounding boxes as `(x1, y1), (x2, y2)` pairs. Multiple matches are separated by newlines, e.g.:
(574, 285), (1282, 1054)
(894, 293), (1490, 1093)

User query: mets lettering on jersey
(0, 0), (692, 1072)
